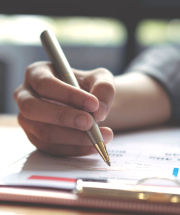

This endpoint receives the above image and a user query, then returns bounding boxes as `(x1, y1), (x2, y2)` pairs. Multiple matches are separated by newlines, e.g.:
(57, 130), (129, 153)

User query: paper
(1, 126), (180, 189)
(0, 127), (35, 171)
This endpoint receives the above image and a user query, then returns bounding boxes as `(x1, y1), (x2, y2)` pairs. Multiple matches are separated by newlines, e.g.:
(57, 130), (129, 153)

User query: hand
(14, 62), (115, 156)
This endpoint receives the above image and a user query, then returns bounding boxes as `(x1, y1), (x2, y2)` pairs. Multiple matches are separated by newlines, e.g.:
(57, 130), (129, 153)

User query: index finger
(25, 62), (99, 113)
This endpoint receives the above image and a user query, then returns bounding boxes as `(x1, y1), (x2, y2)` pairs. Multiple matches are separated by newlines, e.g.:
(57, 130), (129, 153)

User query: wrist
(104, 72), (171, 130)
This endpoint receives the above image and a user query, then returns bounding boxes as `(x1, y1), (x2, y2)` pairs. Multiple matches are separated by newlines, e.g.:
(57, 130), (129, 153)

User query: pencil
(40, 30), (110, 166)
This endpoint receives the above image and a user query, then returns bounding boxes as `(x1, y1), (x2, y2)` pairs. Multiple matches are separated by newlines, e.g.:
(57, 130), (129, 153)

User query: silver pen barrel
(40, 30), (110, 166)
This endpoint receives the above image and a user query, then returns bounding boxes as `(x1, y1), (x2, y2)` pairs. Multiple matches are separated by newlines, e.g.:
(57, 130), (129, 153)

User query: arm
(104, 45), (180, 130)
(14, 45), (180, 156)
(103, 72), (171, 130)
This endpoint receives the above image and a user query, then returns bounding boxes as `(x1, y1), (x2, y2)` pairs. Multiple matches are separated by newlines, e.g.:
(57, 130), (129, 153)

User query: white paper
(1, 126), (180, 189)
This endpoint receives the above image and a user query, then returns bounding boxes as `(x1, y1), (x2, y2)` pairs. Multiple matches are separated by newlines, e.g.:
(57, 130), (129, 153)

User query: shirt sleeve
(124, 45), (180, 124)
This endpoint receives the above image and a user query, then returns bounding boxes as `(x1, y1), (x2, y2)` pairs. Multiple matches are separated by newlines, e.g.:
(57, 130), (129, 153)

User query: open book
(0, 126), (180, 214)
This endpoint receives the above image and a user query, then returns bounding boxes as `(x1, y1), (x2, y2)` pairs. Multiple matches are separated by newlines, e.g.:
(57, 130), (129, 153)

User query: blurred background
(0, 0), (180, 114)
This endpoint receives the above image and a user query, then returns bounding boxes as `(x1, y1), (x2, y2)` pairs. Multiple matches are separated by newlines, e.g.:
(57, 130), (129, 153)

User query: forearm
(103, 72), (171, 130)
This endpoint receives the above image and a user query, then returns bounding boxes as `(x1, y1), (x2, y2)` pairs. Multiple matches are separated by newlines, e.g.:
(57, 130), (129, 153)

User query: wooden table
(0, 114), (130, 215)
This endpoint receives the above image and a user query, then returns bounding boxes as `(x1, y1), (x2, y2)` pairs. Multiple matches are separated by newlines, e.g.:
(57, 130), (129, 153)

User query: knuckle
(96, 67), (111, 75)
(26, 64), (33, 74)
(94, 68), (115, 97)
(55, 109), (68, 126)
(25, 62), (53, 96)
(26, 62), (44, 76)
(13, 85), (23, 101)
(103, 81), (115, 95)
(95, 79), (115, 95)
(26, 62), (36, 71)
(25, 64), (35, 81)
(31, 75), (50, 95)
(55, 108), (78, 129)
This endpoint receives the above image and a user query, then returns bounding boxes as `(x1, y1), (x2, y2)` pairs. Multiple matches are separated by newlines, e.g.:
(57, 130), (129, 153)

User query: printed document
(0, 126), (180, 188)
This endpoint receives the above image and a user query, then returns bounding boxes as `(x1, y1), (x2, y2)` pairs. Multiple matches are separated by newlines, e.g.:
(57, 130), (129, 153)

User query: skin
(14, 61), (171, 156)
(102, 72), (171, 130)
(14, 62), (115, 156)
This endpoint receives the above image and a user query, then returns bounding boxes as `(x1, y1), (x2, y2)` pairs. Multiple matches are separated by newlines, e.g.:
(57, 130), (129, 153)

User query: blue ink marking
(173, 168), (179, 177)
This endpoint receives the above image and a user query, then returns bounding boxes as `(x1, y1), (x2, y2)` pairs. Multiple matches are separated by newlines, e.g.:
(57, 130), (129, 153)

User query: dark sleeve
(124, 45), (180, 123)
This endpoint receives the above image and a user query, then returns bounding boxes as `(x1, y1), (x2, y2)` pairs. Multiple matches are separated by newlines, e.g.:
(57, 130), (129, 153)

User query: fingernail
(84, 98), (98, 112)
(75, 114), (92, 130)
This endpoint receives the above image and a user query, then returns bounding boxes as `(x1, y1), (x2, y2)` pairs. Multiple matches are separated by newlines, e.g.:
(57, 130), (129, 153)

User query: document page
(0, 126), (180, 189)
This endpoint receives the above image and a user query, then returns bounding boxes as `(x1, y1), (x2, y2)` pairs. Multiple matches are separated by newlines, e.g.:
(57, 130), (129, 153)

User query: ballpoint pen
(40, 30), (110, 166)
(76, 179), (180, 203)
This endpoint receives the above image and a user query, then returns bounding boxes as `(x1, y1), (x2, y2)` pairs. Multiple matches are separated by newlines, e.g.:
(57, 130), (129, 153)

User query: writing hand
(14, 62), (115, 156)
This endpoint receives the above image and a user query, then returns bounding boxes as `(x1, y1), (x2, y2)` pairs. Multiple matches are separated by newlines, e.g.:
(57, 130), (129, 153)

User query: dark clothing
(125, 45), (180, 123)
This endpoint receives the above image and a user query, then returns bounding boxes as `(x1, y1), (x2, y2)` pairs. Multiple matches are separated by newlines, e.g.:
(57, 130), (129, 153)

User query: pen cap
(40, 30), (80, 88)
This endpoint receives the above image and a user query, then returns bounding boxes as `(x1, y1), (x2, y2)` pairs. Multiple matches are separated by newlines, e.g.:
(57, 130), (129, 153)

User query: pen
(40, 30), (110, 166)
(75, 179), (180, 203)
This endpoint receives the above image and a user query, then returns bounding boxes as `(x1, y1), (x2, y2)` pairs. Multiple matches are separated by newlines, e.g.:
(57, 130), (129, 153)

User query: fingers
(15, 87), (93, 131)
(15, 63), (115, 126)
(75, 68), (115, 122)
(18, 114), (113, 156)
(25, 62), (99, 112)
(14, 62), (115, 157)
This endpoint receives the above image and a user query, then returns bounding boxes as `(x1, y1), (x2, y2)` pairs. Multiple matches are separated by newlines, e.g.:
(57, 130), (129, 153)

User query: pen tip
(106, 160), (111, 166)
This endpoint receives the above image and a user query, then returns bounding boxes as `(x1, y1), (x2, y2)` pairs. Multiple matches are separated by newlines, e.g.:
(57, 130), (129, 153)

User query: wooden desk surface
(0, 114), (19, 126)
(0, 114), (128, 215)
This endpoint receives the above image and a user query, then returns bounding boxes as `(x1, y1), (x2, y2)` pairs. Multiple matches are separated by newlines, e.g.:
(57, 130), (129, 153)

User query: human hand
(14, 62), (115, 156)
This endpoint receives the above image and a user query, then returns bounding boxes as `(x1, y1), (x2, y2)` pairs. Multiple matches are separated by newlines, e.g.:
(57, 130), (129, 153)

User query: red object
(28, 175), (76, 182)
